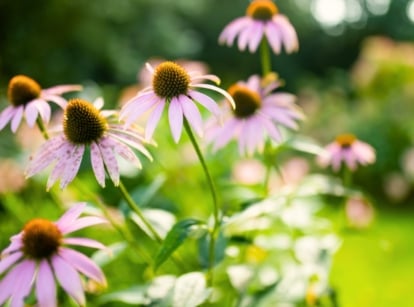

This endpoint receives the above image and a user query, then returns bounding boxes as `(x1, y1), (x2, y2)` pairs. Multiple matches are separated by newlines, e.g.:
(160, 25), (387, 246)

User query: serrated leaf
(154, 219), (206, 270)
(172, 272), (210, 307)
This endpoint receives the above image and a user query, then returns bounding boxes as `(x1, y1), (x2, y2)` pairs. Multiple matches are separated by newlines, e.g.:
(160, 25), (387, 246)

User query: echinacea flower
(26, 97), (152, 189)
(120, 61), (235, 143)
(0, 75), (82, 132)
(317, 134), (376, 172)
(219, 0), (299, 54)
(0, 203), (107, 307)
(205, 74), (304, 156)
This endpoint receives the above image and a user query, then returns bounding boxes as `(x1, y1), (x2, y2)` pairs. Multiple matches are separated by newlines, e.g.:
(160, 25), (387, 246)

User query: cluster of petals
(120, 62), (235, 143)
(206, 75), (304, 156)
(26, 98), (152, 189)
(219, 0), (299, 54)
(318, 135), (376, 172)
(0, 81), (81, 133)
(0, 203), (107, 307)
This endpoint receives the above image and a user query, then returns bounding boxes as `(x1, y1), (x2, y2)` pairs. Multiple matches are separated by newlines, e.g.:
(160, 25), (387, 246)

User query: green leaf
(172, 272), (210, 307)
(154, 219), (207, 270)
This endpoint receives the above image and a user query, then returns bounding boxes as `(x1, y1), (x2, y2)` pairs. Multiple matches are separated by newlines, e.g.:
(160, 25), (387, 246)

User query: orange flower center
(228, 84), (262, 118)
(152, 61), (190, 99)
(246, 0), (278, 21)
(335, 133), (356, 148)
(63, 98), (108, 144)
(7, 75), (41, 107)
(22, 219), (62, 259)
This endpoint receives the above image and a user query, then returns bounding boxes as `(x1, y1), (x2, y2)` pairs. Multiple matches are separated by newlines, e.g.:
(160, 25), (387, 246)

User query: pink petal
(343, 149), (357, 171)
(189, 91), (221, 117)
(52, 255), (85, 306)
(180, 95), (203, 137)
(63, 237), (106, 250)
(145, 100), (165, 140)
(168, 97), (184, 143)
(211, 118), (240, 151)
(108, 132), (152, 161)
(10, 260), (36, 307)
(41, 94), (68, 109)
(110, 138), (143, 169)
(237, 22), (256, 51)
(0, 106), (16, 130)
(90, 142), (106, 187)
(120, 92), (159, 127)
(60, 217), (107, 235)
(36, 260), (57, 307)
(274, 15), (299, 53)
(260, 115), (283, 143)
(98, 138), (119, 186)
(42, 85), (82, 96)
(0, 251), (23, 275)
(59, 248), (106, 285)
(56, 203), (86, 230)
(10, 106), (24, 132)
(59, 144), (85, 189)
(219, 17), (250, 46)
(24, 101), (39, 127)
(1, 236), (23, 257)
(248, 23), (264, 53)
(34, 100), (52, 123)
(192, 84), (235, 109)
(265, 22), (282, 54)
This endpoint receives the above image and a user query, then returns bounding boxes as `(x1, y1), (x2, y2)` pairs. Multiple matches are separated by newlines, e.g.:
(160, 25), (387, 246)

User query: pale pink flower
(0, 75), (82, 132)
(205, 74), (304, 156)
(26, 97), (152, 189)
(120, 61), (235, 143)
(318, 134), (376, 172)
(0, 203), (107, 307)
(345, 197), (375, 228)
(219, 0), (299, 54)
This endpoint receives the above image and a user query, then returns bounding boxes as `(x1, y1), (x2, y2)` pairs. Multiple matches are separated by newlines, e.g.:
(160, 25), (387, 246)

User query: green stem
(36, 117), (50, 140)
(118, 180), (163, 244)
(260, 39), (272, 76)
(183, 120), (220, 285)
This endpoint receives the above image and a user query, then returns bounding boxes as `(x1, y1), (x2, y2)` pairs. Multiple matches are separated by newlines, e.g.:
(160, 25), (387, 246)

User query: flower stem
(36, 117), (50, 140)
(117, 180), (163, 244)
(260, 39), (272, 76)
(183, 120), (220, 285)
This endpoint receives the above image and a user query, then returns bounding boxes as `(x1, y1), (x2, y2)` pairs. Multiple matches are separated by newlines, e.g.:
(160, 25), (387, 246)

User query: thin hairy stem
(36, 117), (50, 140)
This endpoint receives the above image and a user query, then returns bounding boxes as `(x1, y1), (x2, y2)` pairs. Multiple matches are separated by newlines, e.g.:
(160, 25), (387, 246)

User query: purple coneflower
(120, 61), (235, 143)
(0, 75), (82, 132)
(206, 74), (304, 156)
(0, 203), (107, 307)
(219, 0), (299, 54)
(317, 134), (376, 172)
(26, 97), (152, 189)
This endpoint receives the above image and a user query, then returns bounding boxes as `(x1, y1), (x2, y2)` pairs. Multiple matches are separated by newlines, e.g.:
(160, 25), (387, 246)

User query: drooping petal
(211, 118), (240, 151)
(120, 92), (159, 127)
(0, 251), (23, 275)
(90, 142), (106, 187)
(98, 138), (119, 186)
(10, 105), (24, 132)
(63, 237), (106, 250)
(0, 106), (16, 130)
(189, 91), (221, 117)
(1, 236), (23, 257)
(42, 85), (83, 96)
(219, 17), (250, 46)
(265, 22), (282, 54)
(180, 95), (203, 137)
(237, 22), (255, 51)
(24, 101), (40, 127)
(56, 203), (86, 230)
(192, 84), (235, 109)
(145, 100), (165, 140)
(52, 255), (85, 306)
(168, 97), (184, 143)
(273, 15), (299, 53)
(110, 138), (143, 169)
(59, 144), (85, 189)
(36, 260), (57, 307)
(9, 259), (36, 307)
(109, 132), (153, 161)
(59, 248), (106, 285)
(248, 23), (264, 53)
(34, 99), (52, 123)
(41, 94), (68, 109)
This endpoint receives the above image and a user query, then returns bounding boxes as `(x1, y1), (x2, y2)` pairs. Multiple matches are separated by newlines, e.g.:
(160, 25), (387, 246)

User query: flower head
(219, 0), (299, 54)
(26, 97), (152, 189)
(317, 134), (376, 172)
(0, 203), (107, 307)
(0, 75), (82, 132)
(120, 61), (235, 143)
(206, 74), (304, 156)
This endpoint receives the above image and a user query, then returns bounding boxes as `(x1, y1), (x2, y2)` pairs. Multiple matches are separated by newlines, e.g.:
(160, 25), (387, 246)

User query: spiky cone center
(152, 61), (191, 99)
(228, 84), (262, 118)
(22, 219), (62, 259)
(8, 75), (41, 107)
(335, 133), (356, 148)
(246, 0), (278, 21)
(64, 98), (108, 144)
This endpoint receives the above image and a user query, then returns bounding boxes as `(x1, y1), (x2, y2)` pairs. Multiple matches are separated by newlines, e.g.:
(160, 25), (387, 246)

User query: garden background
(0, 0), (413, 306)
